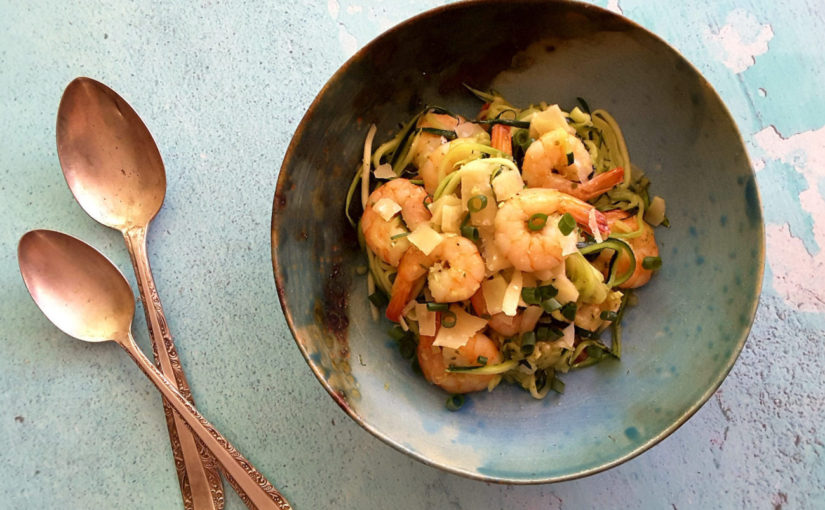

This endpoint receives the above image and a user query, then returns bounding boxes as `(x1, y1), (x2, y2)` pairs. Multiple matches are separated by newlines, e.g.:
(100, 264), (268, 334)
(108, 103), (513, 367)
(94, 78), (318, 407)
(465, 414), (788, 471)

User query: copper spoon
(55, 76), (223, 509)
(18, 229), (292, 510)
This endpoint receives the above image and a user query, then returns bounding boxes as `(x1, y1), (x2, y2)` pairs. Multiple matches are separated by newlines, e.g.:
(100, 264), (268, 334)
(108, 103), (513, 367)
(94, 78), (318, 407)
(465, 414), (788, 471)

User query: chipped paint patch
(754, 125), (825, 311)
(327, 0), (340, 20)
(606, 0), (622, 15)
(705, 9), (773, 73)
(337, 25), (359, 58)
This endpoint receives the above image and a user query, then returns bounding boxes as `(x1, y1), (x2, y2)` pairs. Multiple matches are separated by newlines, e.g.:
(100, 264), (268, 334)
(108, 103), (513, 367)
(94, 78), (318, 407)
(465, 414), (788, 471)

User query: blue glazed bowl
(272, 0), (764, 483)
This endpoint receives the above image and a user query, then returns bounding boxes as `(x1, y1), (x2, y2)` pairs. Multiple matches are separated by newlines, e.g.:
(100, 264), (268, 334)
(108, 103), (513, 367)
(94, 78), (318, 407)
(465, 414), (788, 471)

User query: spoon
(18, 229), (292, 510)
(55, 77), (223, 509)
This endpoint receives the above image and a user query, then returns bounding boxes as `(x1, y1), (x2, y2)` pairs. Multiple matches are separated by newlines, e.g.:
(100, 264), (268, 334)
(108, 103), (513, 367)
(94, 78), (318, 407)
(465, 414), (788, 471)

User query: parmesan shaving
(407, 224), (443, 255)
(501, 270), (523, 316)
(373, 163), (396, 179)
(588, 208), (604, 243)
(553, 322), (576, 350)
(373, 197), (401, 222)
(433, 306), (488, 349)
(361, 124), (376, 208)
(491, 170), (524, 202)
(481, 274), (508, 315)
(415, 303), (437, 337)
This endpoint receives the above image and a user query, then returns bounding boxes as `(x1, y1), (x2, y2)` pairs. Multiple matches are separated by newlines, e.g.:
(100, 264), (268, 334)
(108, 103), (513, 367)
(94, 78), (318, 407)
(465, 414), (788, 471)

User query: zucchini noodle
(347, 89), (666, 405)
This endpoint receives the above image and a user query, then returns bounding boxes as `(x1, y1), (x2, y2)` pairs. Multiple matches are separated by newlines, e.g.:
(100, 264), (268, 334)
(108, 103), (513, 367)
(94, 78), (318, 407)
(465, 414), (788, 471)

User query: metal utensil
(18, 229), (292, 510)
(55, 76), (223, 509)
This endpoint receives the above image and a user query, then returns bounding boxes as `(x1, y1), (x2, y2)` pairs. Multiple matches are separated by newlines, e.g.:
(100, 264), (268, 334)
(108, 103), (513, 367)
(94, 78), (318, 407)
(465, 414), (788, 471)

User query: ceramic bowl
(271, 0), (763, 483)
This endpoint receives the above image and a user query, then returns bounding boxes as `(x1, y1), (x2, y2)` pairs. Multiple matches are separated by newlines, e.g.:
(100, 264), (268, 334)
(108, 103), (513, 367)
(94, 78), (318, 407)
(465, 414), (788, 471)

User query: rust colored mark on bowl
(323, 259), (350, 360)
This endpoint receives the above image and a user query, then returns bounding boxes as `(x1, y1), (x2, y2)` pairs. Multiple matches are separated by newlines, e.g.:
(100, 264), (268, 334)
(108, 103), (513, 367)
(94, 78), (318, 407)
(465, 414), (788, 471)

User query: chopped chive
(600, 310), (618, 321)
(420, 127), (457, 140)
(461, 225), (479, 241)
(541, 297), (562, 313)
(390, 231), (409, 240)
(537, 326), (564, 342)
(426, 302), (449, 312)
(398, 337), (416, 360)
(642, 256), (662, 270)
(539, 285), (558, 300)
(528, 213), (548, 231)
(560, 302), (578, 322)
(558, 213), (576, 236)
(368, 291), (388, 308)
(441, 311), (457, 328)
(521, 331), (536, 355)
(521, 286), (540, 305)
(467, 194), (488, 213)
(446, 394), (465, 411)
(388, 326), (406, 342)
(477, 118), (532, 129)
(551, 377), (566, 394)
(566, 152), (574, 166)
(477, 355), (488, 365)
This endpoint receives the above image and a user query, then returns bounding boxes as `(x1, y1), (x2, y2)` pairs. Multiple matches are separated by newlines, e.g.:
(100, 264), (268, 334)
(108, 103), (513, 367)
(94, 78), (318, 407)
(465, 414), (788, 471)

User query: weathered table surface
(1, 1), (822, 508)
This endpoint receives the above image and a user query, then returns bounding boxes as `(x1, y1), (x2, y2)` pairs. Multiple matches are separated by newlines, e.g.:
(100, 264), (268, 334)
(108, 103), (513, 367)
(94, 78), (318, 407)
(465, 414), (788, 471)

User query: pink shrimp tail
(386, 277), (414, 322)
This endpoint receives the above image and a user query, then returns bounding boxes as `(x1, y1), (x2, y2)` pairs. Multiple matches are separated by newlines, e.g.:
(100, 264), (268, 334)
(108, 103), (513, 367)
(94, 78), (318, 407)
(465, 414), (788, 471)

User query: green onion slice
(521, 331), (536, 355)
(446, 394), (465, 411)
(419, 127), (457, 140)
(539, 285), (558, 300)
(461, 225), (479, 241)
(558, 212), (576, 236)
(521, 287), (540, 305)
(560, 302), (577, 322)
(541, 297), (562, 313)
(390, 231), (409, 240)
(447, 359), (518, 375)
(368, 291), (388, 308)
(477, 118), (532, 129)
(441, 311), (457, 328)
(642, 256), (662, 271)
(528, 213), (548, 231)
(600, 310), (618, 321)
(467, 194), (488, 213)
(426, 302), (449, 312)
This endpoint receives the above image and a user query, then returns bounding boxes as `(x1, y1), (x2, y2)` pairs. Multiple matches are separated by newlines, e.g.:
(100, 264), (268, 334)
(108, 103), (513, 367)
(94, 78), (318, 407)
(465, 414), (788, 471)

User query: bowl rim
(271, 0), (766, 484)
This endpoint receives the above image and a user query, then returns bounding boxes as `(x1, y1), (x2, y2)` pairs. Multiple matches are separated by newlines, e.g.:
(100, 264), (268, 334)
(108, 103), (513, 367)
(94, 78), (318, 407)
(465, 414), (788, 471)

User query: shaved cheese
(481, 274), (508, 315)
(561, 229), (579, 256)
(373, 163), (396, 179)
(552, 322), (576, 350)
(415, 303), (437, 337)
(407, 223), (443, 255)
(491, 170), (524, 201)
(501, 270), (523, 316)
(517, 272), (538, 307)
(645, 196), (667, 226)
(529, 105), (575, 139)
(441, 204), (463, 233)
(519, 305), (543, 333)
(588, 208), (603, 243)
(433, 305), (488, 349)
(479, 227), (513, 274)
(373, 198), (401, 222)
(545, 262), (579, 304)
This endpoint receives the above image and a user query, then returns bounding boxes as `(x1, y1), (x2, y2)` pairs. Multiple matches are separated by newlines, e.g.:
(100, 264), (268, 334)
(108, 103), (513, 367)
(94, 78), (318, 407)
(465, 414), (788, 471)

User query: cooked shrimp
(469, 288), (521, 337)
(494, 189), (609, 273)
(361, 178), (431, 267)
(418, 332), (503, 394)
(386, 236), (485, 322)
(523, 128), (594, 185)
(607, 213), (659, 288)
(526, 166), (625, 201)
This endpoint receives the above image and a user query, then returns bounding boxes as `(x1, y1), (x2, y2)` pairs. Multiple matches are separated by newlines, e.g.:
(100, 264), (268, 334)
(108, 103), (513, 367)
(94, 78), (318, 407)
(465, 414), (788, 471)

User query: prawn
(361, 178), (431, 267)
(608, 213), (659, 288)
(469, 288), (521, 337)
(418, 331), (503, 394)
(523, 128), (594, 184)
(386, 236), (485, 322)
(494, 188), (609, 273)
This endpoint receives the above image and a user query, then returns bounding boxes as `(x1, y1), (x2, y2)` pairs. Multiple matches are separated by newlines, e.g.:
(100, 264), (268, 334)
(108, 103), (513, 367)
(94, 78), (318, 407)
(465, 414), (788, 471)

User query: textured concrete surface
(0, 0), (822, 508)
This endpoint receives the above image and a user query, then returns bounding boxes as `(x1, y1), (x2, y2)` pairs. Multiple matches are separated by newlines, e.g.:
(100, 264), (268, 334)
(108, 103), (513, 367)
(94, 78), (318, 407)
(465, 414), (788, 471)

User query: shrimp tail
(386, 276), (415, 322)
(386, 248), (430, 322)
(577, 166), (625, 201)
(491, 124), (512, 155)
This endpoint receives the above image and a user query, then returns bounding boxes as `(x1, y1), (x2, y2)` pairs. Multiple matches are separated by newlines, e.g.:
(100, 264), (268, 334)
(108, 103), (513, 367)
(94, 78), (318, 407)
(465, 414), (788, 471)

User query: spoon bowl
(56, 77), (165, 229)
(18, 229), (134, 343)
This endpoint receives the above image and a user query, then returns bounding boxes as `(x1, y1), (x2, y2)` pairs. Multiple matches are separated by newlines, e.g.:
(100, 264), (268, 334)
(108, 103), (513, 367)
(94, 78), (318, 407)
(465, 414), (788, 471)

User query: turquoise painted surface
(0, 0), (822, 508)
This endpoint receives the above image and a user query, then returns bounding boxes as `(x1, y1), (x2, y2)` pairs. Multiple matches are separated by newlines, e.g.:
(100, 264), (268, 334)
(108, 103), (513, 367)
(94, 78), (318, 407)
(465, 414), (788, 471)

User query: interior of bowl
(272, 0), (764, 483)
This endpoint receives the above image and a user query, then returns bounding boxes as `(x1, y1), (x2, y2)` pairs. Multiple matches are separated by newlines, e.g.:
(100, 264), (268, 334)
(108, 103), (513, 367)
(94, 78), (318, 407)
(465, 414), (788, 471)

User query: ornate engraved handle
(120, 331), (293, 510)
(123, 226), (224, 510)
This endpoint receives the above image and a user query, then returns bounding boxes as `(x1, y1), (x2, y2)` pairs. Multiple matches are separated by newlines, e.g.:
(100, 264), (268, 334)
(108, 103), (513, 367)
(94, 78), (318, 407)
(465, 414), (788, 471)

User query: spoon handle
(120, 331), (293, 510)
(123, 226), (224, 510)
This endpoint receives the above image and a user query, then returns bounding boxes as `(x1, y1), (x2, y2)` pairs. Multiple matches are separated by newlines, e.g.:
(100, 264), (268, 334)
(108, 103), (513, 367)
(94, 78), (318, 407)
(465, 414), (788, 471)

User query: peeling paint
(754, 124), (825, 311)
(705, 9), (773, 73)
